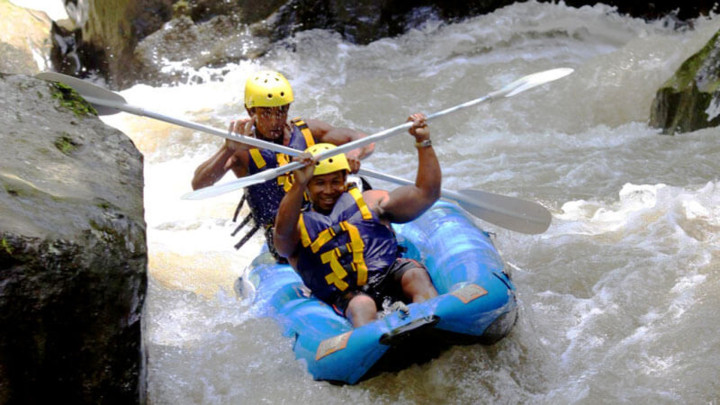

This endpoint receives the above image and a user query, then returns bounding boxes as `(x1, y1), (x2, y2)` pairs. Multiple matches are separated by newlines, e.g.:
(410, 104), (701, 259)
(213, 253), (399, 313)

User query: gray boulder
(59, 0), (719, 89)
(0, 0), (54, 75)
(0, 73), (147, 403)
(649, 29), (720, 134)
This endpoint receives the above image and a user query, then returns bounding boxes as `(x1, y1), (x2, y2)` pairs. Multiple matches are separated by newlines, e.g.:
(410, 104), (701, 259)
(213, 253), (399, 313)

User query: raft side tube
(295, 323), (391, 384)
(395, 202), (509, 293)
(245, 201), (518, 383)
(395, 201), (517, 340)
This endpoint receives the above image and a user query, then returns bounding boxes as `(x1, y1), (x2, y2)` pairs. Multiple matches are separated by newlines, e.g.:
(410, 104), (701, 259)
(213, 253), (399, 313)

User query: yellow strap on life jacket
(278, 174), (294, 192)
(251, 149), (293, 191)
(298, 214), (312, 248)
(292, 117), (315, 147)
(249, 149), (267, 169)
(341, 222), (368, 285)
(300, 216), (369, 289)
(347, 187), (373, 220)
(276, 153), (295, 191)
(321, 248), (349, 291)
(298, 191), (372, 250)
(310, 226), (336, 253)
(252, 118), (311, 174)
(277, 153), (289, 167)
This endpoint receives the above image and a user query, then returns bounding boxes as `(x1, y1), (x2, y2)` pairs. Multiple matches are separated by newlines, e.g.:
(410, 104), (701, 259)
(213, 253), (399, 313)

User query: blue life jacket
(295, 186), (399, 303)
(244, 118), (315, 228)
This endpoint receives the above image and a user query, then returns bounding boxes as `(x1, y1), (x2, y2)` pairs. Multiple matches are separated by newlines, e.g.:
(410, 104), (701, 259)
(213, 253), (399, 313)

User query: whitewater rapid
(90, 2), (720, 403)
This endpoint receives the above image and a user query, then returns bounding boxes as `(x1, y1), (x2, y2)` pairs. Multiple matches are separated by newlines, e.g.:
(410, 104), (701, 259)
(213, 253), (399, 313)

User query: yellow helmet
(305, 143), (350, 176)
(244, 70), (294, 108)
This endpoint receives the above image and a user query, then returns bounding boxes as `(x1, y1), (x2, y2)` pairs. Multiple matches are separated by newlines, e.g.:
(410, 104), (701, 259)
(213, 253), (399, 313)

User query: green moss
(664, 30), (720, 91)
(651, 29), (720, 134)
(4, 183), (19, 196)
(173, 0), (191, 18)
(89, 219), (123, 247)
(51, 82), (98, 117)
(54, 133), (79, 155)
(2, 238), (13, 255)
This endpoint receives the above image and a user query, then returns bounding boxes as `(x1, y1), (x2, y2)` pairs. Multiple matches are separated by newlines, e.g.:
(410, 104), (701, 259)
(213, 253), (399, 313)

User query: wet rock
(174, 0), (287, 24)
(0, 0), (54, 75)
(265, 0), (516, 44)
(649, 29), (720, 134)
(52, 0), (719, 88)
(49, 21), (84, 77)
(561, 0), (717, 21)
(0, 73), (147, 403)
(133, 14), (271, 85)
(186, 0), (719, 44)
(64, 0), (175, 89)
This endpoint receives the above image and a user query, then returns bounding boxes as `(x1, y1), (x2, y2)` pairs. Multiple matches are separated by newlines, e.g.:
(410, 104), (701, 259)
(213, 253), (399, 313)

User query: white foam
(9, 0), (68, 20)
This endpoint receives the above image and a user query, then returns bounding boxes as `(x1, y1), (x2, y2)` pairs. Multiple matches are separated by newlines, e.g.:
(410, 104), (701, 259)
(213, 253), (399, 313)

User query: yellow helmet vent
(305, 143), (350, 176)
(244, 70), (294, 108)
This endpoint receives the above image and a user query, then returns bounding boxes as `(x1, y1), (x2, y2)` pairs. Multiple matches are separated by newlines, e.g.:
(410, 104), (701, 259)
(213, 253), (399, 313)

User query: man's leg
(399, 262), (438, 303)
(345, 294), (378, 327)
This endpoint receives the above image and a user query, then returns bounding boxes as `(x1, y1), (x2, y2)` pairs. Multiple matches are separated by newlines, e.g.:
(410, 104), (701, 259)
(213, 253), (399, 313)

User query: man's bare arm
(273, 155), (315, 258)
(305, 118), (374, 172)
(191, 117), (256, 190)
(191, 145), (243, 190)
(374, 113), (441, 223)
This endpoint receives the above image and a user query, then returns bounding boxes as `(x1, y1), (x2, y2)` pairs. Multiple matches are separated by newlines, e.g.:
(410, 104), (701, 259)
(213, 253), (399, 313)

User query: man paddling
(192, 70), (373, 260)
(273, 113), (440, 327)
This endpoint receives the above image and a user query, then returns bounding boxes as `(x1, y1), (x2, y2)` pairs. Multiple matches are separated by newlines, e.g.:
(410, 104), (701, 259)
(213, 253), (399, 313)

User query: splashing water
(93, 2), (720, 403)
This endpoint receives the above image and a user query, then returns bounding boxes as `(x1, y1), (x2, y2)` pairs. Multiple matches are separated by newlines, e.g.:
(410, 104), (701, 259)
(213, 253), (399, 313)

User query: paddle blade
(182, 181), (245, 200)
(181, 168), (286, 200)
(36, 72), (126, 115)
(504, 68), (573, 98)
(453, 189), (552, 234)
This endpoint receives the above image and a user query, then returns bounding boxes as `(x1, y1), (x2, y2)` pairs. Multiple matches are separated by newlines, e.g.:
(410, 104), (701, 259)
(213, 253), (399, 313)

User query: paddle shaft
(181, 67), (574, 196)
(359, 168), (466, 200)
(257, 76), (523, 177)
(81, 95), (301, 155)
(36, 69), (559, 233)
(38, 69), (572, 193)
(311, 67), (573, 162)
(36, 71), (555, 233)
(358, 168), (551, 234)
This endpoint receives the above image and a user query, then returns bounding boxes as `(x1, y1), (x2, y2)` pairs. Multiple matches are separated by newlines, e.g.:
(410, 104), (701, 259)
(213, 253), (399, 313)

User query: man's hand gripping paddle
(37, 68), (572, 234)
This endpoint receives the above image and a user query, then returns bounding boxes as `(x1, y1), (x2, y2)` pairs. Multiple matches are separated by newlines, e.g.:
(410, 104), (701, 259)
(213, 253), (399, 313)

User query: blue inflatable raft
(240, 201), (518, 384)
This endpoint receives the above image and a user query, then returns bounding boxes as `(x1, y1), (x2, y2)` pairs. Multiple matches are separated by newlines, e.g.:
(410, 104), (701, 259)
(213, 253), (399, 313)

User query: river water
(34, 1), (720, 403)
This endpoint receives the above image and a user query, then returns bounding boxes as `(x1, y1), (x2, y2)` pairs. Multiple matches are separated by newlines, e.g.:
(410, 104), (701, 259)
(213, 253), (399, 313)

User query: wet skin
(307, 171), (347, 214)
(252, 105), (290, 141)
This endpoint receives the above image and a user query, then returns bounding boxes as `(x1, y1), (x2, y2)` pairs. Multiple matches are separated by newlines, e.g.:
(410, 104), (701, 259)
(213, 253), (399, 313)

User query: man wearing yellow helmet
(273, 113), (440, 327)
(191, 70), (374, 260)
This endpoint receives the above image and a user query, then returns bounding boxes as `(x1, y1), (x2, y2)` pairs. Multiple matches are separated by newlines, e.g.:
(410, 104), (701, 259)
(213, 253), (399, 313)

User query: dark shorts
(330, 258), (425, 316)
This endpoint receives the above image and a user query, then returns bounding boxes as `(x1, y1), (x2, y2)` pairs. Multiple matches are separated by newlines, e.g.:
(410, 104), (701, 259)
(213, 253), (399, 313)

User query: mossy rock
(0, 73), (147, 403)
(649, 29), (720, 134)
(51, 82), (98, 117)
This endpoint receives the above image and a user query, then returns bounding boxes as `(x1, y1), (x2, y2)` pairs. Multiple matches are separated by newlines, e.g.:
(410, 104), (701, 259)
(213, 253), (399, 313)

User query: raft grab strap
(231, 215), (253, 237)
(232, 194), (246, 222)
(231, 193), (261, 250)
(234, 221), (261, 250)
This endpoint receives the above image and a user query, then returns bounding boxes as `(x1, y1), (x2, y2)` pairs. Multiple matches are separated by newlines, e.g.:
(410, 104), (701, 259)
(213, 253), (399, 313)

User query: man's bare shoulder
(362, 189), (390, 211)
(302, 118), (332, 138)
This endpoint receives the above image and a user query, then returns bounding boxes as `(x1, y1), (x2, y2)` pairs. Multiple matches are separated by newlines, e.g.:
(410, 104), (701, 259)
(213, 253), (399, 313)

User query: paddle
(36, 69), (564, 234)
(181, 67), (573, 199)
(357, 169), (551, 234)
(35, 71), (301, 155)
